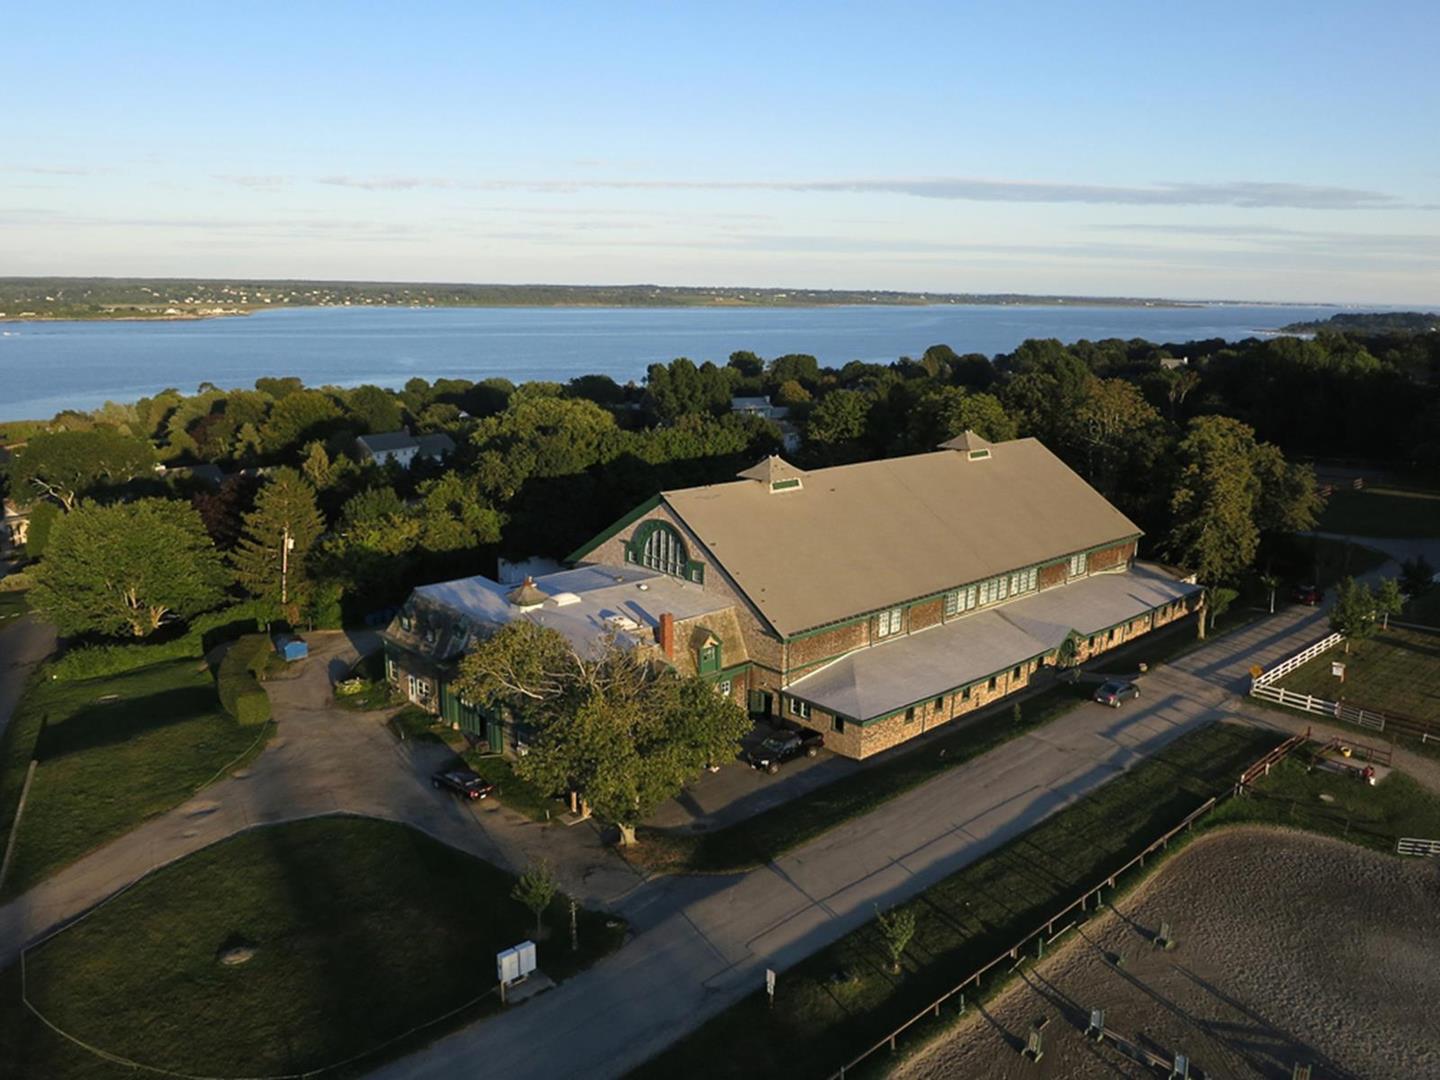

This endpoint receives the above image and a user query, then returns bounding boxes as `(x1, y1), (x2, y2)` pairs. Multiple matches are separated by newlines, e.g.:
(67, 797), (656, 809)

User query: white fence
(1396, 837), (1440, 858)
(1252, 632), (1344, 688)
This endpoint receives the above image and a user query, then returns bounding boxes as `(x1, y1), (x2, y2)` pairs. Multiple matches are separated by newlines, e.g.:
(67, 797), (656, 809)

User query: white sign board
(1332, 661), (1345, 677)
(496, 941), (538, 985)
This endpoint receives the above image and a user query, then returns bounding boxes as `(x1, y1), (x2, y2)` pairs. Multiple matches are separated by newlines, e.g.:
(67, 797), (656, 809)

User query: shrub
(0, 571), (31, 593)
(217, 634), (273, 726)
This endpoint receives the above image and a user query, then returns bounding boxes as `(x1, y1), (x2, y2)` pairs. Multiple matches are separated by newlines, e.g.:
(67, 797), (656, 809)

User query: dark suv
(744, 727), (823, 774)
(432, 767), (496, 801)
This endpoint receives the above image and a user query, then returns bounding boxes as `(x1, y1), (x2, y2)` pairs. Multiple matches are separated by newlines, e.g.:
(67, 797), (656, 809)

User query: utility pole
(281, 524), (292, 605)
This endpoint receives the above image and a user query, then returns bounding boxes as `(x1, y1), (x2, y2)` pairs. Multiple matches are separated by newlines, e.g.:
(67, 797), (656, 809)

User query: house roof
(787, 563), (1197, 722)
(658, 438), (1141, 636)
(356, 430), (416, 455)
(415, 432), (455, 457)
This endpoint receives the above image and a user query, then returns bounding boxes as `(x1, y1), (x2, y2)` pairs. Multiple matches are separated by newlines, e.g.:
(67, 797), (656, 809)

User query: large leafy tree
(231, 468), (325, 618)
(6, 429), (155, 510)
(1165, 416), (1263, 584)
(30, 498), (230, 638)
(455, 623), (750, 844)
(1330, 577), (1378, 652)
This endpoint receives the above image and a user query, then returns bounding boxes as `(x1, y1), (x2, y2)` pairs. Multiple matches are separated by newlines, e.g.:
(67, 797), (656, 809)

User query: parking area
(647, 718), (861, 830)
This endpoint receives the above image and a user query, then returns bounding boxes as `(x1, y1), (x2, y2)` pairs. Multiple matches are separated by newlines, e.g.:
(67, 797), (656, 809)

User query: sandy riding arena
(895, 827), (1440, 1080)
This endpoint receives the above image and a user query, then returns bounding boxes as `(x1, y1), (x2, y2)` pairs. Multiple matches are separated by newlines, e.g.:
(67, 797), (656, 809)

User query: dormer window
(698, 635), (722, 675)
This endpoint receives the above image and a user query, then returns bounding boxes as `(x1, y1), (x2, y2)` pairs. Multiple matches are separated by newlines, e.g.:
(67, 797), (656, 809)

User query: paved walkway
(366, 606), (1331, 1080)
(0, 631), (640, 965)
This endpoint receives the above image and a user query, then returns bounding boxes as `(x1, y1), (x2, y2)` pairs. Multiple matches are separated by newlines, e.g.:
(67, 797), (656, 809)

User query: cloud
(311, 173), (1413, 210)
(317, 175), (455, 191)
(0, 164), (97, 176)
(216, 174), (291, 190)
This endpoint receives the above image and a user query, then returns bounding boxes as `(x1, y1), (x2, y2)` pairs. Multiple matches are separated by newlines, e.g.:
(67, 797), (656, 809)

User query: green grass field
(1319, 487), (1440, 539)
(1276, 625), (1440, 721)
(1209, 756), (1440, 853)
(0, 659), (271, 896)
(0, 818), (626, 1079)
(633, 722), (1277, 1079)
(634, 682), (1092, 875)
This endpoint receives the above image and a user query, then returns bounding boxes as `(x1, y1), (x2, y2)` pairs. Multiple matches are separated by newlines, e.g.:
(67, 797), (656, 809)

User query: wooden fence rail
(827, 732), (1310, 1079)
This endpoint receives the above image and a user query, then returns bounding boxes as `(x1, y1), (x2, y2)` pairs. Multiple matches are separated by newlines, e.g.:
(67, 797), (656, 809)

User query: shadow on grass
(34, 685), (222, 762)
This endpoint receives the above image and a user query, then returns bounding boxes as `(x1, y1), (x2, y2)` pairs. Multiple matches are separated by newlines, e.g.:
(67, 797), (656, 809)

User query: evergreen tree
(231, 467), (325, 620)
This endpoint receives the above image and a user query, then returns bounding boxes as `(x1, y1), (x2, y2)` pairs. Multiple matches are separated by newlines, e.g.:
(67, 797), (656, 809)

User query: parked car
(1293, 584), (1323, 606)
(1093, 680), (1141, 708)
(432, 767), (495, 801)
(744, 727), (823, 774)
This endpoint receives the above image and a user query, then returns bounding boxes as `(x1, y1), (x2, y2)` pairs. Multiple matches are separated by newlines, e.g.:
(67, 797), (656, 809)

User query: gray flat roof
(414, 563), (730, 655)
(786, 564), (1198, 722)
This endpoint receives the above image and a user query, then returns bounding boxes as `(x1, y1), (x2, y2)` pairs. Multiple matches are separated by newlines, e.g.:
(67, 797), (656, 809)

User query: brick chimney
(658, 612), (675, 659)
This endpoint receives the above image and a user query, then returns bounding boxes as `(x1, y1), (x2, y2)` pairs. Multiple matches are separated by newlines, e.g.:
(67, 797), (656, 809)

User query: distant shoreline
(0, 298), (1207, 323)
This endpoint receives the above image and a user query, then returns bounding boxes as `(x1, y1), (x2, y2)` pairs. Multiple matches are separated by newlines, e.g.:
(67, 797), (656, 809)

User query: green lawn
(1209, 756), (1440, 853)
(633, 722), (1278, 1080)
(0, 818), (626, 1079)
(1276, 625), (1440, 722)
(1404, 587), (1440, 629)
(634, 682), (1092, 875)
(1319, 487), (1440, 539)
(0, 659), (271, 897)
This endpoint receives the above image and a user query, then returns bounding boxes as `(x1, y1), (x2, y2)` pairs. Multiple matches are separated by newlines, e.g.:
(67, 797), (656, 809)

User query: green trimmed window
(699, 639), (722, 675)
(626, 520), (704, 581)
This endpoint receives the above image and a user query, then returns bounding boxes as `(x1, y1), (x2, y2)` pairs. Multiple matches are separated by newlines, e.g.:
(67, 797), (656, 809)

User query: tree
(806, 389), (870, 446)
(454, 625), (751, 845)
(874, 905), (917, 975)
(1258, 572), (1280, 614)
(1329, 577), (1377, 652)
(906, 386), (1018, 449)
(727, 350), (764, 378)
(1206, 586), (1239, 631)
(511, 861), (558, 939)
(1165, 416), (1262, 584)
(258, 389), (342, 457)
(1251, 443), (1323, 535)
(231, 468), (325, 619)
(1400, 555), (1435, 598)
(6, 429), (155, 510)
(30, 499), (230, 638)
(773, 380), (812, 408)
(1376, 577), (1404, 630)
(346, 385), (403, 434)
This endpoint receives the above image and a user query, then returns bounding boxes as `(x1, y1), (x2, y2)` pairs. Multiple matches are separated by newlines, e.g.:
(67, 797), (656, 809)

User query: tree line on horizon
(2, 324), (1438, 650)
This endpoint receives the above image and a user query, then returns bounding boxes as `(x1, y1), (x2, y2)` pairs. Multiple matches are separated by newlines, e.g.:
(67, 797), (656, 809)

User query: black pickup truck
(744, 727), (824, 774)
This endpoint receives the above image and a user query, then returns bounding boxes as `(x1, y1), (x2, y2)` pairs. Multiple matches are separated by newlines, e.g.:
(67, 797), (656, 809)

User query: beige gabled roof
(661, 437), (1140, 637)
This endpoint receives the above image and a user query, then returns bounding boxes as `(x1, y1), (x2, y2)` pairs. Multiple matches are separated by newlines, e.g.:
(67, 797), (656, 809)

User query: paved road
(0, 631), (640, 964)
(0, 614), (55, 743)
(366, 606), (1332, 1080)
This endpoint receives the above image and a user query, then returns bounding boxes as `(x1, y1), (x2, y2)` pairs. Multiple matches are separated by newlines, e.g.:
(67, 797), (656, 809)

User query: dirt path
(896, 826), (1440, 1080)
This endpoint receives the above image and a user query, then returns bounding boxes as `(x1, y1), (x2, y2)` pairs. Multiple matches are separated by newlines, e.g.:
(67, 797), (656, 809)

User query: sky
(3, 1), (1438, 304)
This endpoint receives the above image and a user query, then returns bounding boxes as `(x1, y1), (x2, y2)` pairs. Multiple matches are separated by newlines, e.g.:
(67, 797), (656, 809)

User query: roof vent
(506, 576), (547, 610)
(937, 430), (993, 458)
(551, 591), (582, 607)
(737, 454), (806, 493)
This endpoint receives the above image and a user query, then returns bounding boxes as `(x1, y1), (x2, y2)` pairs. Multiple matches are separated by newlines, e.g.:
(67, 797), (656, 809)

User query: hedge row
(49, 602), (269, 681)
(217, 634), (273, 727)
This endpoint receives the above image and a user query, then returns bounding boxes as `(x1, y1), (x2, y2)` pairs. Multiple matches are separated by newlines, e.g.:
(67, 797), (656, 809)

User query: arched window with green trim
(627, 520), (686, 577)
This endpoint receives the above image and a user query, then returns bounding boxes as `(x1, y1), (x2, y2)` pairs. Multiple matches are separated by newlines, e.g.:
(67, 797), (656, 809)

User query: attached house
(385, 431), (1201, 760)
(355, 429), (456, 468)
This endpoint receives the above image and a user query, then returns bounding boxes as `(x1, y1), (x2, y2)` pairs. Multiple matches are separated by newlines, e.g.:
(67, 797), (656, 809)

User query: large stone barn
(383, 432), (1201, 759)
